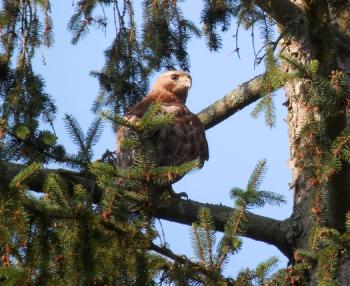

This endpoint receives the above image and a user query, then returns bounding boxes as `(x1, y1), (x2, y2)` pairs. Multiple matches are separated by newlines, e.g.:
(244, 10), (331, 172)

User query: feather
(116, 70), (209, 183)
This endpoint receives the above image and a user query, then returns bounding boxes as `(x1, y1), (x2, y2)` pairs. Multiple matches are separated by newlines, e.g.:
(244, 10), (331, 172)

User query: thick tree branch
(0, 161), (102, 202)
(248, 0), (302, 27)
(197, 74), (283, 130)
(0, 160), (297, 258)
(153, 197), (297, 258)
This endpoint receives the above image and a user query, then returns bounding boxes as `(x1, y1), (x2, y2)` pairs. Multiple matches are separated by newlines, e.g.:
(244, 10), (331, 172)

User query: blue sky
(34, 1), (293, 278)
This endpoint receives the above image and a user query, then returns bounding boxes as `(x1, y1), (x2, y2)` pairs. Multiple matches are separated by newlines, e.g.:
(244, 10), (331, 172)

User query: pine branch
(346, 213), (350, 233)
(230, 160), (286, 209)
(63, 114), (86, 152)
(246, 159), (267, 192)
(251, 93), (276, 128)
(43, 173), (71, 210)
(101, 111), (137, 130)
(9, 162), (42, 191)
(99, 215), (230, 283)
(0, 161), (102, 202)
(137, 101), (168, 131)
(191, 208), (217, 266)
(238, 256), (279, 284)
(149, 242), (234, 284)
(0, 267), (26, 286)
(85, 117), (104, 151)
(0, 160), (297, 258)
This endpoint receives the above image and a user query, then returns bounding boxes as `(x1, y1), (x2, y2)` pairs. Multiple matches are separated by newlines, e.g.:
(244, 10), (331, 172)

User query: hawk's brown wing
(115, 94), (154, 168)
(116, 90), (208, 172)
(151, 105), (209, 167)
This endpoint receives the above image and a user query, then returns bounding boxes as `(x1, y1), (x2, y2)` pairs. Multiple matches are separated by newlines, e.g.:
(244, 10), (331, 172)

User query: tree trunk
(284, 37), (322, 250)
(282, 1), (350, 283)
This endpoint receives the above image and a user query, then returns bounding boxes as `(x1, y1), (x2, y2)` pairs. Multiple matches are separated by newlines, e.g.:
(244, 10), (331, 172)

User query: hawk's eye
(171, 74), (179, 81)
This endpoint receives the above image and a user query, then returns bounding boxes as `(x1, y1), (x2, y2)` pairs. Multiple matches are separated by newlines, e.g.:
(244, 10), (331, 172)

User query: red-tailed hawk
(116, 70), (209, 182)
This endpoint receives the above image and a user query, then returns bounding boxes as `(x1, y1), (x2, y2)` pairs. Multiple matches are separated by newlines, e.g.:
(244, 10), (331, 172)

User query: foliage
(0, 99), (287, 285)
(0, 0), (63, 163)
(69, 0), (201, 115)
(0, 102), (198, 285)
(270, 226), (350, 286)
(281, 55), (350, 256)
(63, 114), (104, 169)
(0, 0), (350, 285)
(188, 160), (284, 285)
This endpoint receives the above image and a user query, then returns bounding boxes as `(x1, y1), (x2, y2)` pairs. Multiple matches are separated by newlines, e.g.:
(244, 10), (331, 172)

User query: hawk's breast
(152, 103), (208, 167)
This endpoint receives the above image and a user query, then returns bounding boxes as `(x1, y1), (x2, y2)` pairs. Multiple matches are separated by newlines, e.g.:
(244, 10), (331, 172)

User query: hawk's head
(151, 70), (192, 102)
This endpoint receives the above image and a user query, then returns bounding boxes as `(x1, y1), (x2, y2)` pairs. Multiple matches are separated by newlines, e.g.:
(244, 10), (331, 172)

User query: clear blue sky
(34, 1), (292, 277)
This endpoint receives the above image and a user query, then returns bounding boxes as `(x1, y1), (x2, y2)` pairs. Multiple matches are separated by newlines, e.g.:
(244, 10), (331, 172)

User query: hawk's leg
(163, 186), (188, 200)
(171, 190), (188, 199)
(148, 184), (189, 201)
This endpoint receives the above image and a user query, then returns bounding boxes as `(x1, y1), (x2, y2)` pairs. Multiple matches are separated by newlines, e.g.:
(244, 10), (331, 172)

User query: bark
(0, 161), (102, 202)
(284, 0), (350, 241)
(153, 197), (299, 258)
(282, 32), (315, 249)
(338, 255), (350, 285)
(284, 61), (315, 250)
(197, 74), (284, 130)
(327, 22), (350, 232)
(281, 0), (350, 282)
(0, 160), (297, 258)
(197, 0), (350, 281)
(249, 0), (302, 27)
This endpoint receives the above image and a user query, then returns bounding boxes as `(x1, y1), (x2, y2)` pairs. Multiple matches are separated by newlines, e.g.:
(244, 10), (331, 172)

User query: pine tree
(0, 0), (350, 285)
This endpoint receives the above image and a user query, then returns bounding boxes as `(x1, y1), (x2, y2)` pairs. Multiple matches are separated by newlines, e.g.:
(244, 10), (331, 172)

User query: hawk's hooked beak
(182, 75), (192, 89)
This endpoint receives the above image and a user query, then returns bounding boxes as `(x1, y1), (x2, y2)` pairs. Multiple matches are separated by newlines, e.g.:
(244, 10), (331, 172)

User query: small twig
(125, 0), (135, 23)
(150, 242), (213, 277)
(228, 22), (241, 59)
(255, 21), (294, 66)
(157, 218), (167, 246)
(112, 0), (119, 36)
(99, 3), (107, 37)
(235, 22), (241, 59)
(251, 24), (257, 67)
(151, 242), (235, 285)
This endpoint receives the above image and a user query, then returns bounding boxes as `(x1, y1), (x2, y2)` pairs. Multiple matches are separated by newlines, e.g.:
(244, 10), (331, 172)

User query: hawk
(116, 70), (209, 183)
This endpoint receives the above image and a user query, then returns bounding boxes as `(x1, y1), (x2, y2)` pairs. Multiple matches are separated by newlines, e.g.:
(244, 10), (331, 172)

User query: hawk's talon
(172, 191), (188, 199)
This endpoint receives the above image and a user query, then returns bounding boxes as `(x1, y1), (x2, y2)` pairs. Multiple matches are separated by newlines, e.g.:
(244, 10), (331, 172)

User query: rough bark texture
(283, 36), (315, 250)
(280, 0), (350, 283)
(153, 197), (299, 257)
(0, 161), (102, 202)
(198, 74), (271, 130)
(327, 21), (350, 232)
(242, 0), (301, 27)
(338, 255), (350, 285)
